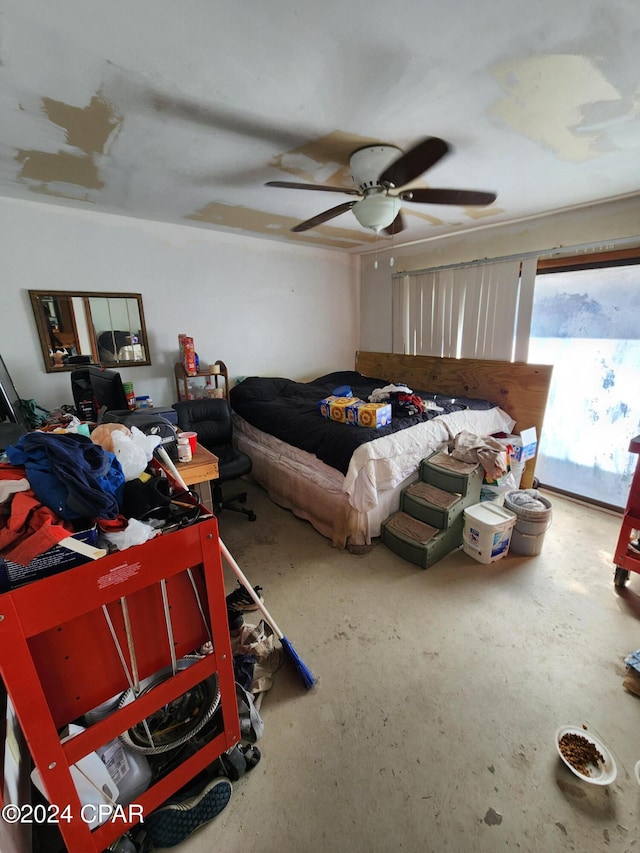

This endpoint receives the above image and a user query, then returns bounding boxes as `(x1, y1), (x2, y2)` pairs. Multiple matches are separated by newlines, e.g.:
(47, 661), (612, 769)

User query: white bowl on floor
(555, 726), (617, 785)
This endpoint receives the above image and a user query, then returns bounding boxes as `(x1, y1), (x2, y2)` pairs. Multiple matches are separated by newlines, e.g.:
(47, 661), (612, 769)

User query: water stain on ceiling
(15, 92), (123, 196)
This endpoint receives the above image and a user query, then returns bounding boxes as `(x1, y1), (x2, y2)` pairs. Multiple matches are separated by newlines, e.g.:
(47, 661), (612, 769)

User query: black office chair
(172, 399), (256, 521)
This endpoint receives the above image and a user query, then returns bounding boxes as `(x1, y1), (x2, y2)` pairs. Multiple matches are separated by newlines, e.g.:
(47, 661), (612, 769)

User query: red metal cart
(613, 434), (640, 588)
(0, 515), (239, 852)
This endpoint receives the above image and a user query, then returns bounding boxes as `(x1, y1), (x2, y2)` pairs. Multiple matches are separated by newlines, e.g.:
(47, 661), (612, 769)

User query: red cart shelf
(613, 434), (640, 587)
(0, 515), (239, 852)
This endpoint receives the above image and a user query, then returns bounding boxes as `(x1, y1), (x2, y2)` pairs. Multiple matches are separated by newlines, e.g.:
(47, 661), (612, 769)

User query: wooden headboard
(356, 351), (552, 489)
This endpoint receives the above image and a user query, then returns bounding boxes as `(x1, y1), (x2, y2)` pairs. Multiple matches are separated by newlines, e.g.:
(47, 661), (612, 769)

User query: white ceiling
(1, 0), (639, 252)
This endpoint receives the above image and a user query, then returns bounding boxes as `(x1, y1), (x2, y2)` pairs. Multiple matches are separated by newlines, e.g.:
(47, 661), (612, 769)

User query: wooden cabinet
(613, 435), (640, 587)
(174, 360), (229, 403)
(0, 516), (239, 852)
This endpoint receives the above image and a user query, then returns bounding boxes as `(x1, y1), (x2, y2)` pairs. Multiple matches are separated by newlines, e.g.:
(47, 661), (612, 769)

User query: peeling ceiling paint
(490, 54), (621, 161)
(41, 93), (123, 155)
(269, 131), (384, 186)
(16, 149), (104, 189)
(27, 183), (92, 202)
(464, 205), (505, 220)
(187, 200), (375, 249)
(13, 92), (123, 195)
(0, 1), (638, 250)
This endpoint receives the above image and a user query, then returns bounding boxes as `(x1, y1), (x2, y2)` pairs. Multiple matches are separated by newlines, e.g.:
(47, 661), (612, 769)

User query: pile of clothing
(368, 382), (444, 418)
(448, 429), (510, 482)
(0, 423), (188, 588)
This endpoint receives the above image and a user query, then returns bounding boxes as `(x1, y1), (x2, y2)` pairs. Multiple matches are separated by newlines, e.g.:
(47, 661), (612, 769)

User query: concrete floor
(160, 482), (640, 853)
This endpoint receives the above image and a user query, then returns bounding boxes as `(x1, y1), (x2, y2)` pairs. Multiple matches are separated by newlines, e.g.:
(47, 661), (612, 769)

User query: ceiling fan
(266, 137), (497, 235)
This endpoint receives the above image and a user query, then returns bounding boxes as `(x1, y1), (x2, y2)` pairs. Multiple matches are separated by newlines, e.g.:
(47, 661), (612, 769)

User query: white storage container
(463, 502), (517, 564)
(96, 738), (152, 805)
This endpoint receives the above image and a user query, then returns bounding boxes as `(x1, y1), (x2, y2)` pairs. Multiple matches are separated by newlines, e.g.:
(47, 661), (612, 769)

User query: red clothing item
(0, 489), (74, 567)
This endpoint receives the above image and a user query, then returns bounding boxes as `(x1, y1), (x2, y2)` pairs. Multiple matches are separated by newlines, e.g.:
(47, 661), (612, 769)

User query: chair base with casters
(212, 482), (256, 521)
(172, 398), (257, 522)
(210, 446), (256, 521)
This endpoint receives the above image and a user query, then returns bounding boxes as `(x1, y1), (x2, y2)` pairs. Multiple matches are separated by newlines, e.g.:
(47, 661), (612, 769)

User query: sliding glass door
(529, 260), (640, 509)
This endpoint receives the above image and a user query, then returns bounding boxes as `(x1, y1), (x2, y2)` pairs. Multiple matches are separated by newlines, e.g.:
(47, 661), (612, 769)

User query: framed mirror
(29, 291), (151, 373)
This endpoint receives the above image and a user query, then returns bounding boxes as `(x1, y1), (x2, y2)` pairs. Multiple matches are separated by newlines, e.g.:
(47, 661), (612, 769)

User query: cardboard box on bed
(318, 395), (358, 423)
(346, 400), (392, 428)
(318, 396), (392, 428)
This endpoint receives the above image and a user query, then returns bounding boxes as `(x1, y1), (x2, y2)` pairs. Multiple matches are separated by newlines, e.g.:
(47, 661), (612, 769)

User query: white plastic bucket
(504, 491), (552, 556)
(463, 502), (517, 564)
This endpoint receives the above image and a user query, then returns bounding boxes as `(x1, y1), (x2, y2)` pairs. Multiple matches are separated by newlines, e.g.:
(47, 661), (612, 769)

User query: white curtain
(392, 256), (538, 361)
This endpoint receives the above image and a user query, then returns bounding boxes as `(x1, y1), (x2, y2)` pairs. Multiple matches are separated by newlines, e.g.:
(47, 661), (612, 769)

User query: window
(529, 251), (640, 508)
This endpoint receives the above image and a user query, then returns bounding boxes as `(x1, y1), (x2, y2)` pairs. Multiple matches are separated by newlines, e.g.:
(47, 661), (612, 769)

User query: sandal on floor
(235, 682), (264, 743)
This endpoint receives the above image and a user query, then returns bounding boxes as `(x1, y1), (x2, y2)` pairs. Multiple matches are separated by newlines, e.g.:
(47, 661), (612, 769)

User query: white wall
(359, 197), (640, 351)
(0, 198), (359, 411)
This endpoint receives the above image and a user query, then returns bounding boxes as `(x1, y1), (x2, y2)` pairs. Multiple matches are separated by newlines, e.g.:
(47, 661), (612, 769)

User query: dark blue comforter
(230, 370), (496, 476)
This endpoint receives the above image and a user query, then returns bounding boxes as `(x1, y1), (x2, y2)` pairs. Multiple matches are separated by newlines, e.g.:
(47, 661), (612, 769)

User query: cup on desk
(181, 431), (198, 453)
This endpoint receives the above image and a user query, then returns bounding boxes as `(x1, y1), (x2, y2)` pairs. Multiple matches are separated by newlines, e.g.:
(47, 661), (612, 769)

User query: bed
(230, 351), (552, 548)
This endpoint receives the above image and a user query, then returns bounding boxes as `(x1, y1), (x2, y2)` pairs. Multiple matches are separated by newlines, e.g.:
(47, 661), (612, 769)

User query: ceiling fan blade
(266, 181), (361, 196)
(291, 201), (356, 232)
(151, 92), (308, 147)
(383, 210), (405, 236)
(399, 188), (497, 206)
(379, 137), (450, 188)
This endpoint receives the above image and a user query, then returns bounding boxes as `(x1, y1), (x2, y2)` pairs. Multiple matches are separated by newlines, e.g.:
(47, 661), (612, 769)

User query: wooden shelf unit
(613, 435), (640, 587)
(174, 360), (229, 403)
(0, 516), (239, 852)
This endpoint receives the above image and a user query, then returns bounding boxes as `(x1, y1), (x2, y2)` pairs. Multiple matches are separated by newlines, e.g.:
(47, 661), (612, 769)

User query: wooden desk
(176, 443), (218, 511)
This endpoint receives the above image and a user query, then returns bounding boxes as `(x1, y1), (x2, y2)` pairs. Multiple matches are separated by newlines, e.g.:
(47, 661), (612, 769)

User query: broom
(154, 447), (316, 689)
(219, 538), (316, 690)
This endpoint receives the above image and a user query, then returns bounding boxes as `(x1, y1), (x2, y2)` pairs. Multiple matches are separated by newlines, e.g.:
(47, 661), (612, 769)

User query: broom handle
(218, 538), (285, 641)
(156, 446), (189, 492)
(156, 450), (282, 639)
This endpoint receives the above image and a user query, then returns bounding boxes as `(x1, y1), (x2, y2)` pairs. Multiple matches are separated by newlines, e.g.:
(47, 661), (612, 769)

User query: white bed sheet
(345, 406), (515, 513)
(232, 406), (515, 541)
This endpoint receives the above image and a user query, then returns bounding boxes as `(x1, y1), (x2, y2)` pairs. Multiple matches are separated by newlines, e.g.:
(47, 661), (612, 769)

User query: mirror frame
(29, 290), (151, 373)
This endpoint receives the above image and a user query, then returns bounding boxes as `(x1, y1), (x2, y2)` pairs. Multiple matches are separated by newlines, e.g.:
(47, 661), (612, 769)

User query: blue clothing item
(7, 432), (124, 520)
(625, 649), (640, 673)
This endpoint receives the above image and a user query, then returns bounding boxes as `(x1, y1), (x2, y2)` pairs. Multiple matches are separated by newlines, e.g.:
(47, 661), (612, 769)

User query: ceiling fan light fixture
(352, 194), (400, 233)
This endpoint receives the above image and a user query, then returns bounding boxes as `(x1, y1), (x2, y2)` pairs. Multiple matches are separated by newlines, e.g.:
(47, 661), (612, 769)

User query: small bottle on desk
(178, 436), (192, 463)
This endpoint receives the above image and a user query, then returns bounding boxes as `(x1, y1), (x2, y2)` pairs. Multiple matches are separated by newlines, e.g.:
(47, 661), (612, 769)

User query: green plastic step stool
(419, 450), (483, 498)
(381, 511), (465, 570)
(401, 481), (463, 528)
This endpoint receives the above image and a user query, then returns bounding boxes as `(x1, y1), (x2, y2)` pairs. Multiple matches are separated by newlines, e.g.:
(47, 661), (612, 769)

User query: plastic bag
(99, 517), (159, 551)
(111, 426), (161, 481)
